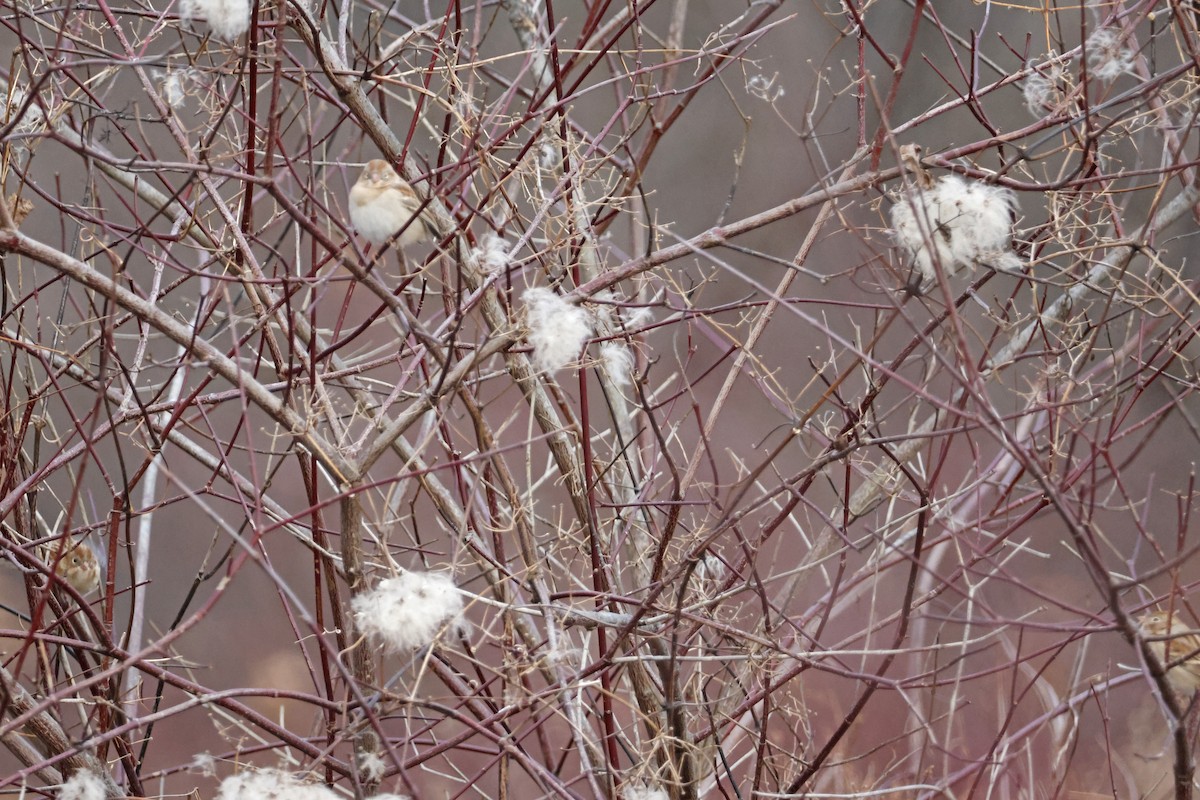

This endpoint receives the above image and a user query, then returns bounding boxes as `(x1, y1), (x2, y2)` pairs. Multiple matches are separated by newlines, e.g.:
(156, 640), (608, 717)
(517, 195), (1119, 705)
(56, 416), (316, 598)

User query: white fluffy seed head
(539, 141), (561, 170)
(694, 553), (726, 584)
(622, 304), (653, 329)
(163, 73), (186, 109)
(352, 570), (464, 653)
(189, 752), (218, 775)
(217, 769), (339, 800)
(180, 0), (251, 41)
(1022, 74), (1052, 117)
(1022, 59), (1069, 117)
(890, 173), (1019, 285)
(624, 786), (669, 800)
(59, 771), (106, 800)
(473, 233), (510, 274)
(523, 287), (593, 372)
(161, 69), (198, 110)
(599, 342), (634, 389)
(1086, 27), (1133, 82)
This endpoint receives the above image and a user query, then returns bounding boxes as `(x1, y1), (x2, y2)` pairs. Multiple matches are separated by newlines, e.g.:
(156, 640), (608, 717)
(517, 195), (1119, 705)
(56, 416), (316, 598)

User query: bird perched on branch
(52, 539), (101, 596)
(1139, 609), (1200, 699)
(348, 159), (435, 248)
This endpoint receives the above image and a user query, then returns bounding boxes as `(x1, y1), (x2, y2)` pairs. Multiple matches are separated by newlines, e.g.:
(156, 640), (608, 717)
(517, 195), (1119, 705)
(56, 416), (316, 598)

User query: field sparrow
(348, 159), (435, 248)
(52, 539), (101, 596)
(1139, 610), (1200, 697)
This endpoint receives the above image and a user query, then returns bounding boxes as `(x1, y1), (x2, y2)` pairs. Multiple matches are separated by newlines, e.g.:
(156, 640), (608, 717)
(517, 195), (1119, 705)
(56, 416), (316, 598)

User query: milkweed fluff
(890, 174), (1020, 285)
(180, 0), (251, 42)
(352, 570), (464, 653)
(523, 287), (592, 372)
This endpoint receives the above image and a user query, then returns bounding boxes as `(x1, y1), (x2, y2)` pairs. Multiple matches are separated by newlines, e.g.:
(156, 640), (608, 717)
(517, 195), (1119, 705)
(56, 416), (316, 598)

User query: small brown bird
(1139, 610), (1200, 697)
(52, 539), (101, 596)
(348, 159), (435, 248)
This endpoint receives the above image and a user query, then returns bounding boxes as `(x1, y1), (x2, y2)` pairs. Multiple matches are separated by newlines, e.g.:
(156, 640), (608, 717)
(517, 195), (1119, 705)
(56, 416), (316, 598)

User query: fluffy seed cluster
(216, 768), (408, 800)
(217, 769), (338, 800)
(162, 73), (186, 109)
(160, 69), (198, 110)
(190, 752), (217, 775)
(890, 174), (1019, 285)
(694, 553), (727, 584)
(523, 287), (593, 372)
(625, 785), (669, 800)
(59, 771), (105, 800)
(180, 0), (251, 41)
(539, 141), (562, 170)
(599, 342), (634, 388)
(473, 233), (510, 274)
(352, 570), (464, 653)
(1086, 27), (1133, 82)
(1022, 60), (1068, 117)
